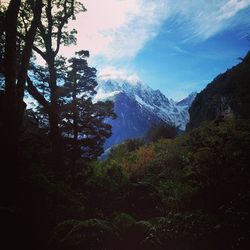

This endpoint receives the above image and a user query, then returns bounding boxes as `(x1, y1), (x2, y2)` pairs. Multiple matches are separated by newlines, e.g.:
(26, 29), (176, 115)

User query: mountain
(177, 92), (197, 107)
(187, 50), (250, 130)
(94, 77), (196, 148)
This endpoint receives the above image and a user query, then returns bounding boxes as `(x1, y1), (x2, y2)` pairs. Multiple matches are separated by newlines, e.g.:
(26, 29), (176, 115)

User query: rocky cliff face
(187, 50), (250, 130)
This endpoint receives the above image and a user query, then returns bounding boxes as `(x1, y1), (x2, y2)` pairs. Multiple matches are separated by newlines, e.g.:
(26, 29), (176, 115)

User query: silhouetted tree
(0, 0), (42, 204)
(25, 0), (85, 178)
(0, 0), (42, 154)
(62, 51), (116, 185)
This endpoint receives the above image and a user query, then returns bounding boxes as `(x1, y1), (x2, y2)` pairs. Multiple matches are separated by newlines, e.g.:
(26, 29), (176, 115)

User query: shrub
(52, 219), (119, 250)
(112, 213), (136, 234)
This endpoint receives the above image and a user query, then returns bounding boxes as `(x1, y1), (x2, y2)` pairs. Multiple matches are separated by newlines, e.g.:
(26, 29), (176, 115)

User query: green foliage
(123, 138), (145, 152)
(146, 211), (218, 250)
(82, 161), (128, 217)
(146, 122), (178, 142)
(89, 160), (129, 190)
(108, 140), (154, 178)
(52, 219), (119, 250)
(185, 118), (250, 189)
(113, 213), (136, 234)
(51, 219), (81, 246)
(138, 117), (250, 213)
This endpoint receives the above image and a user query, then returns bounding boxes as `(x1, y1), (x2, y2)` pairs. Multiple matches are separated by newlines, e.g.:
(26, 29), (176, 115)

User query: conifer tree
(62, 51), (116, 185)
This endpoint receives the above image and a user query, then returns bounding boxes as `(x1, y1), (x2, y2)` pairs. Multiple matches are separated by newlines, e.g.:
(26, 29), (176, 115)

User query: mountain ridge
(187, 50), (250, 129)
(94, 77), (196, 148)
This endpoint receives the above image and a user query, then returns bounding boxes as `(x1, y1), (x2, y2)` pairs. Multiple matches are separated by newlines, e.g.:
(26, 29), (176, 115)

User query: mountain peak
(177, 92), (197, 107)
(95, 76), (196, 148)
(95, 77), (195, 133)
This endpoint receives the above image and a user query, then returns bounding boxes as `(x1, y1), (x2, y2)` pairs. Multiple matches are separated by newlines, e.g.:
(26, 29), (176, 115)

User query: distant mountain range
(94, 77), (196, 149)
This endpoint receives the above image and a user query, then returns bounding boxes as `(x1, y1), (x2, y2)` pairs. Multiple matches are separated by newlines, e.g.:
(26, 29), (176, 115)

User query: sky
(62, 0), (250, 100)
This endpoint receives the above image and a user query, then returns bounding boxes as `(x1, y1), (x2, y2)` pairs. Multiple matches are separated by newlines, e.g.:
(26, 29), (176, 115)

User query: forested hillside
(188, 51), (250, 129)
(0, 1), (250, 250)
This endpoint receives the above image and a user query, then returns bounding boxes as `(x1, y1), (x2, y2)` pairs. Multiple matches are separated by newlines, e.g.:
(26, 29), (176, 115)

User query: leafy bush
(112, 213), (136, 234)
(52, 219), (119, 250)
(123, 145), (155, 178)
(146, 122), (178, 142)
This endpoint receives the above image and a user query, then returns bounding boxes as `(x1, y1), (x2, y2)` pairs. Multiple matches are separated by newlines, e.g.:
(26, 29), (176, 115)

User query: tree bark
(47, 55), (65, 178)
(16, 0), (43, 130)
(1, 0), (21, 206)
(3, 0), (21, 158)
(71, 70), (78, 187)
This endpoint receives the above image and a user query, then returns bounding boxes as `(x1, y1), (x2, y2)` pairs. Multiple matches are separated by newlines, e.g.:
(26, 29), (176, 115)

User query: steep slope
(94, 77), (195, 148)
(187, 50), (250, 129)
(177, 92), (197, 107)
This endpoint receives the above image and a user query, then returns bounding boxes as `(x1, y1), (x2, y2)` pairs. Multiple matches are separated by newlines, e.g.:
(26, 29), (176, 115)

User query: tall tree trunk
(16, 0), (42, 132)
(71, 74), (78, 187)
(47, 57), (64, 178)
(3, 0), (21, 159)
(1, 0), (21, 206)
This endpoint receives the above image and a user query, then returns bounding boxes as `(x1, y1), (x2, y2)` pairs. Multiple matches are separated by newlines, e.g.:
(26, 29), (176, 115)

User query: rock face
(187, 50), (250, 130)
(94, 78), (196, 148)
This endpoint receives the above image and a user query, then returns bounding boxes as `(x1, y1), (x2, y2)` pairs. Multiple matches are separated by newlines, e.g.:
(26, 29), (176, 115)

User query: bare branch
(54, 0), (74, 56)
(16, 0), (43, 103)
(26, 76), (50, 110)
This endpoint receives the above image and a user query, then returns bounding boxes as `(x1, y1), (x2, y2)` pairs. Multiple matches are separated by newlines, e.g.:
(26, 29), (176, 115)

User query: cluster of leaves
(145, 122), (178, 142)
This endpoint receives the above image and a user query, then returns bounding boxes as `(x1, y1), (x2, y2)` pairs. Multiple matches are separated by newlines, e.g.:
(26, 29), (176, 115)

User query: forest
(0, 1), (250, 250)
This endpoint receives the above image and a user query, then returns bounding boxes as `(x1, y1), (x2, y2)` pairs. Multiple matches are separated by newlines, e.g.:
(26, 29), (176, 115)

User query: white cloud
(98, 66), (140, 84)
(62, 0), (250, 61)
(64, 0), (250, 60)
(169, 0), (250, 42)
(66, 0), (169, 60)
(219, 0), (250, 20)
(6, 0), (250, 62)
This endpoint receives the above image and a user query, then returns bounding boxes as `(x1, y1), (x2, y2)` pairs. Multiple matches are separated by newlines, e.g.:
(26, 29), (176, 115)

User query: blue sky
(64, 0), (250, 101)
(134, 23), (250, 100)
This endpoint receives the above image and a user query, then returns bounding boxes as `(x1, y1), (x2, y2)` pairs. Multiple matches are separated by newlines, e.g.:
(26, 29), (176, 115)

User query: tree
(145, 122), (178, 142)
(0, 0), (42, 204)
(0, 0), (42, 153)
(62, 51), (116, 185)
(25, 0), (85, 177)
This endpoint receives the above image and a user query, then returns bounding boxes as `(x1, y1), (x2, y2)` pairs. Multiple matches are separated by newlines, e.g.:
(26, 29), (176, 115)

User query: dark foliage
(146, 122), (178, 142)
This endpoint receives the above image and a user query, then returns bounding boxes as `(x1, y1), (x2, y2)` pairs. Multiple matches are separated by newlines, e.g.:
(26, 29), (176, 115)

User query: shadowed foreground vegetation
(1, 116), (250, 250)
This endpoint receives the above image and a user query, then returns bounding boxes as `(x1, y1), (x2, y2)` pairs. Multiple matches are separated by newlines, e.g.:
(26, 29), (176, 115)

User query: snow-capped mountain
(94, 77), (196, 148)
